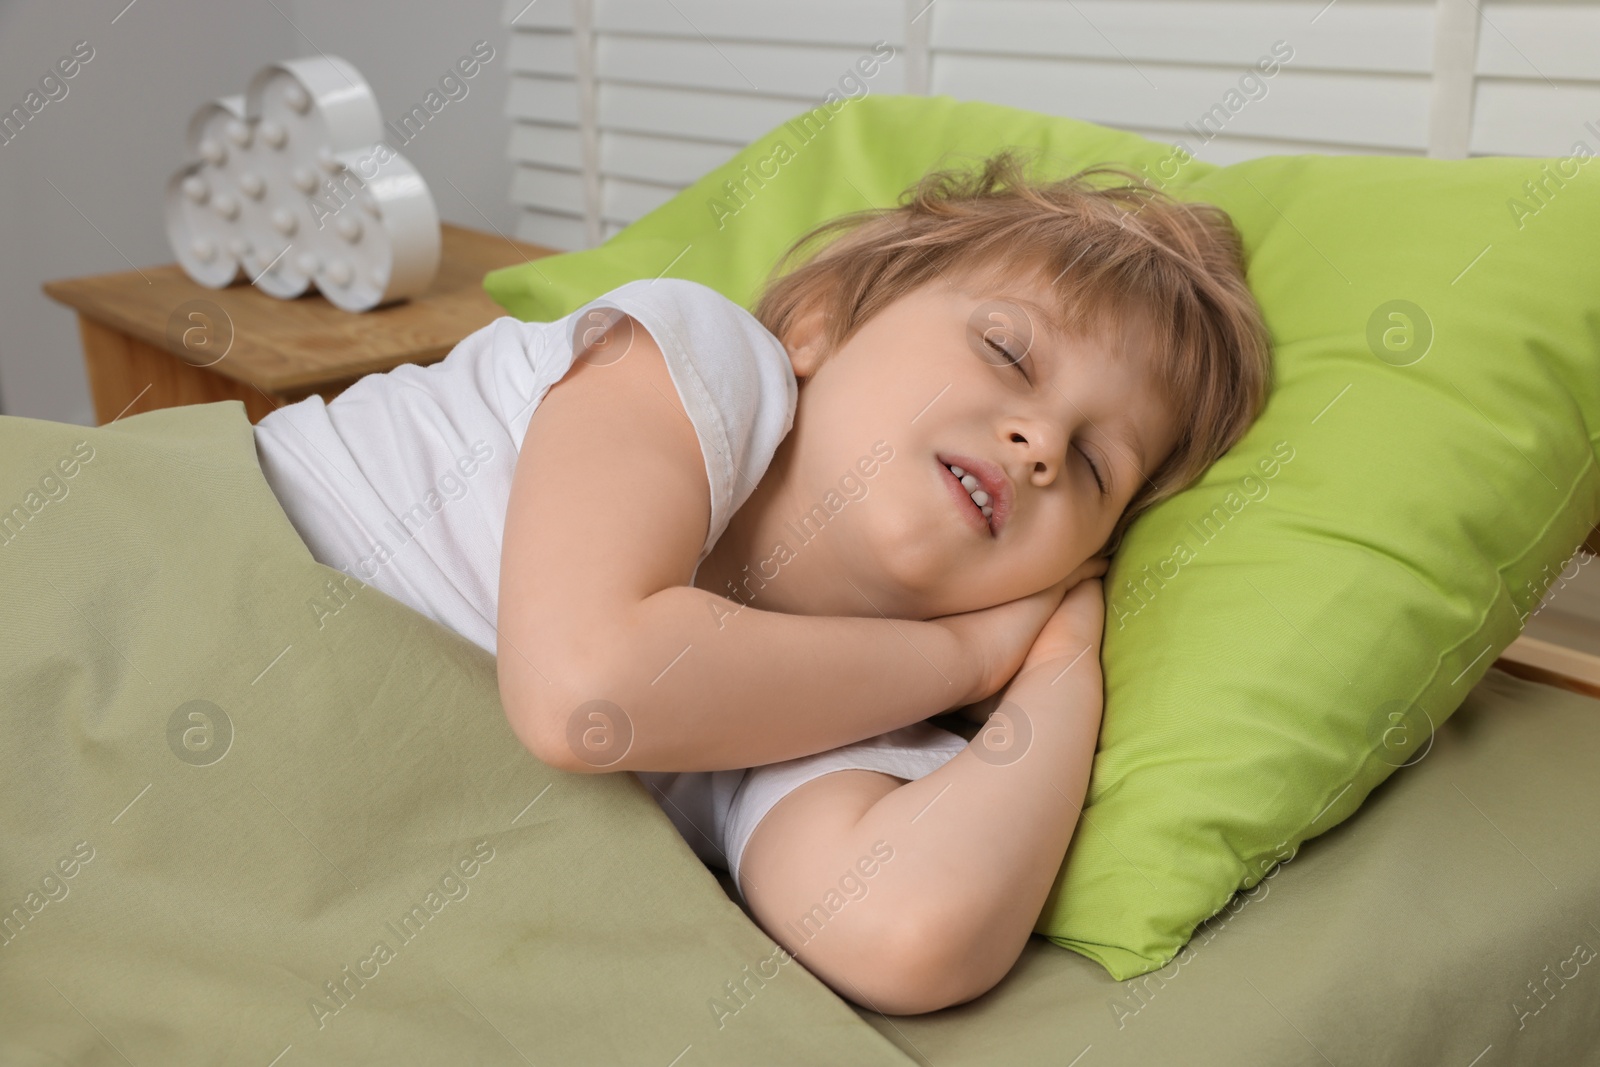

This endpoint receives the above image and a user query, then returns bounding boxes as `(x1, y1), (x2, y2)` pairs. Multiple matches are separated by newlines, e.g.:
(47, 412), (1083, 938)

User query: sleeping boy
(254, 148), (1272, 1015)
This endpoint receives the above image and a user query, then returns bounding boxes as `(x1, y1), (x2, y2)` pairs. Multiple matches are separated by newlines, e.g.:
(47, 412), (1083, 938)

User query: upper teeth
(947, 464), (994, 517)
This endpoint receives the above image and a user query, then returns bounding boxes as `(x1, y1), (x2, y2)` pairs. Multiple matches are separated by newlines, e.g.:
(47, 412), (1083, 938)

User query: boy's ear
(783, 303), (829, 382)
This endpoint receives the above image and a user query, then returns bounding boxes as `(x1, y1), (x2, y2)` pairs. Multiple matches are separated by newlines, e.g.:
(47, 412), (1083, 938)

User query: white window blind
(502, 0), (1600, 251)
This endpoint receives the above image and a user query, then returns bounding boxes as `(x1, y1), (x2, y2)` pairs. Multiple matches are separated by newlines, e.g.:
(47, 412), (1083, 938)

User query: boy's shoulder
(577, 278), (794, 391)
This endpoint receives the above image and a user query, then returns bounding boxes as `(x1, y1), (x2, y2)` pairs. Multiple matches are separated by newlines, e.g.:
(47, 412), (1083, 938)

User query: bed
(2, 389), (1597, 1064)
(6, 12), (1600, 1051)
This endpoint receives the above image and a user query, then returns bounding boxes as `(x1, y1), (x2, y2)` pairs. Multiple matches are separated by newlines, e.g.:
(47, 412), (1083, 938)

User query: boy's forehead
(944, 261), (1106, 354)
(941, 260), (1060, 322)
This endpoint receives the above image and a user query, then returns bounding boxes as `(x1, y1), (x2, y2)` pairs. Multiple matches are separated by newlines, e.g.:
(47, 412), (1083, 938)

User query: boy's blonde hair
(752, 149), (1274, 557)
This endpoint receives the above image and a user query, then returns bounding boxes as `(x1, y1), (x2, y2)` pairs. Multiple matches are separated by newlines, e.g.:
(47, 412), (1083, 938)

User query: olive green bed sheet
(843, 666), (1600, 1065)
(0, 401), (907, 1066)
(4, 399), (1596, 1066)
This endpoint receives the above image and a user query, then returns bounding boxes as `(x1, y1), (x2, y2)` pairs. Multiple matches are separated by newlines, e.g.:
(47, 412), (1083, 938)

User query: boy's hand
(936, 556), (1108, 710)
(1017, 571), (1107, 675)
(953, 561), (1108, 723)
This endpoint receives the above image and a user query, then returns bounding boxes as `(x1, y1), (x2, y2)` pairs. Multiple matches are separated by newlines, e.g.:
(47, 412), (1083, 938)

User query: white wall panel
(1470, 78), (1600, 155)
(505, 0), (902, 248)
(934, 54), (1431, 153)
(592, 0), (904, 46)
(503, 0), (575, 31)
(602, 175), (683, 222)
(601, 130), (742, 186)
(502, 0), (580, 248)
(507, 75), (583, 125)
(508, 121), (583, 167)
(596, 35), (909, 96)
(930, 1), (1435, 73)
(511, 163), (587, 214)
(503, 0), (1600, 249)
(515, 209), (590, 250)
(508, 28), (579, 75)
(1471, 1), (1600, 156)
(1476, 2), (1600, 79)
(596, 82), (845, 142)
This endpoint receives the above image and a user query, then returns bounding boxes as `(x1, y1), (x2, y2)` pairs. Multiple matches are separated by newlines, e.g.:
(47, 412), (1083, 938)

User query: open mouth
(937, 459), (996, 537)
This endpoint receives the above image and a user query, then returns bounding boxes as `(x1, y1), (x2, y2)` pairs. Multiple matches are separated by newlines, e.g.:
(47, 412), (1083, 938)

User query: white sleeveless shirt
(253, 279), (966, 892)
(253, 278), (798, 656)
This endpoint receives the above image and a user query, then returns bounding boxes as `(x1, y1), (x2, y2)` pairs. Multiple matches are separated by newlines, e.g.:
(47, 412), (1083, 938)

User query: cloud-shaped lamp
(164, 56), (440, 313)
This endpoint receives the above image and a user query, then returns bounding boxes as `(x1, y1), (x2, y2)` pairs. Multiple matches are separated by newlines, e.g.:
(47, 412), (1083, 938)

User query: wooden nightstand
(43, 223), (557, 425)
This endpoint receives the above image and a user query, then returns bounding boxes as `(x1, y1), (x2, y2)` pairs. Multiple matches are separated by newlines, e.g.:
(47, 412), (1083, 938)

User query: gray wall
(0, 0), (517, 424)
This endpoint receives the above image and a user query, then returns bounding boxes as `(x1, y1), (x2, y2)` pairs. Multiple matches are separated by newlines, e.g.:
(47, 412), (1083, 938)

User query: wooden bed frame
(1493, 525), (1600, 700)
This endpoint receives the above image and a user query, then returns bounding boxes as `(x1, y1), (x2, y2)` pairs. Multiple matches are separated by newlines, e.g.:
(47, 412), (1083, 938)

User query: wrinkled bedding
(4, 399), (1597, 1065)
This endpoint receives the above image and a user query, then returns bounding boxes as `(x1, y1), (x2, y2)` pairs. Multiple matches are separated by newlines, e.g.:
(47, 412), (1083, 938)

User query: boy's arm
(832, 585), (1107, 1010)
(553, 586), (982, 771)
(497, 315), (998, 774)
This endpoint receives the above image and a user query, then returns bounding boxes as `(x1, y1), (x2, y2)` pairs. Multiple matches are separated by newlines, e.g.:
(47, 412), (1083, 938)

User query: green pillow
(485, 95), (1600, 979)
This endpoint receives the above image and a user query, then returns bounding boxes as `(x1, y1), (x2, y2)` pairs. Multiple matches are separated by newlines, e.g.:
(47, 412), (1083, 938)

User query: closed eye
(1077, 445), (1108, 495)
(985, 337), (1028, 381)
(984, 336), (1102, 493)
